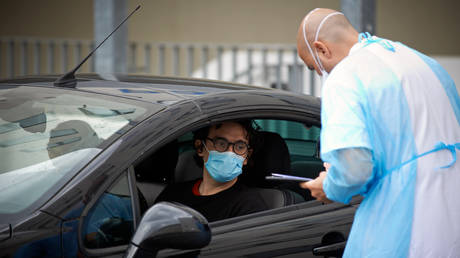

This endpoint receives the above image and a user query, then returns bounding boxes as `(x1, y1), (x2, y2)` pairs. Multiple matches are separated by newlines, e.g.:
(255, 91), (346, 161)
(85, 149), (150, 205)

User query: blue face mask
(205, 150), (245, 183)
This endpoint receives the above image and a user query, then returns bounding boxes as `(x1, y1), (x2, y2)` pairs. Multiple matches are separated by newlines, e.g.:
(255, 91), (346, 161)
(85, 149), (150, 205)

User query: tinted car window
(255, 120), (320, 157)
(82, 172), (134, 249)
(0, 86), (147, 214)
(255, 119), (322, 179)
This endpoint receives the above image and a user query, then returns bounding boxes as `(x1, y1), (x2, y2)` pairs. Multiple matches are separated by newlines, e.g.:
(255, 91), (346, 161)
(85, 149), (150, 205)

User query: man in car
(155, 120), (269, 222)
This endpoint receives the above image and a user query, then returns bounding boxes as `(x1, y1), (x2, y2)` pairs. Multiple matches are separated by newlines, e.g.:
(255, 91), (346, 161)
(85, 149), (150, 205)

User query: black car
(0, 74), (359, 258)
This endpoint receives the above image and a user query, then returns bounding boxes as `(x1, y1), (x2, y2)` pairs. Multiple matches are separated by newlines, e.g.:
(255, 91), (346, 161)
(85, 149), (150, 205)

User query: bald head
(297, 8), (359, 75)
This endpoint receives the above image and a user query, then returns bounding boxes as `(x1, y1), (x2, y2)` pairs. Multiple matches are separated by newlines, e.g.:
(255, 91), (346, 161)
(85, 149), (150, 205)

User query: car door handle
(312, 241), (346, 257)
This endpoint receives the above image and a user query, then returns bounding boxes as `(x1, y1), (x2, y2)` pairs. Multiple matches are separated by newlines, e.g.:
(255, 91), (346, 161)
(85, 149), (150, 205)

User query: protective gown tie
(357, 34), (460, 171)
(391, 142), (460, 172)
(358, 32), (395, 52)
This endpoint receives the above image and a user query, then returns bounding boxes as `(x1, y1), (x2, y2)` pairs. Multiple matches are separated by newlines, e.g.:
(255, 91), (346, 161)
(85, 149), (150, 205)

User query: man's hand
(300, 163), (332, 203)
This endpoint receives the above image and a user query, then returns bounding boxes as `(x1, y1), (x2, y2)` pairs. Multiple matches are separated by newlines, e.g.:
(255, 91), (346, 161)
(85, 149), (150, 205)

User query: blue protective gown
(321, 35), (460, 258)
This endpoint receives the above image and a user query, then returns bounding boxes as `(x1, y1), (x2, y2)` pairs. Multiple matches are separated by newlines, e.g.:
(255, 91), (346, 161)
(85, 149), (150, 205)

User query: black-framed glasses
(205, 137), (249, 155)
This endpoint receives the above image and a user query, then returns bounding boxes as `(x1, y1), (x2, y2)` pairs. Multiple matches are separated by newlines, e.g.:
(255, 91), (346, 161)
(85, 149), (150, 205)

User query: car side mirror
(125, 202), (211, 258)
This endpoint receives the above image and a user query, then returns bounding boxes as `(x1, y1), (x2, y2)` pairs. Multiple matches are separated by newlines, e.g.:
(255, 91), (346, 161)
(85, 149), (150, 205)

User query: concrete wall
(377, 0), (460, 55)
(1, 0), (94, 39)
(1, 0), (459, 55)
(1, 0), (459, 91)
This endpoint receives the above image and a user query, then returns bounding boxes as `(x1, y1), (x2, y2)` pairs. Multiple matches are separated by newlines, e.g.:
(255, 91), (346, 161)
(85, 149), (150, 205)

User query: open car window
(134, 118), (322, 221)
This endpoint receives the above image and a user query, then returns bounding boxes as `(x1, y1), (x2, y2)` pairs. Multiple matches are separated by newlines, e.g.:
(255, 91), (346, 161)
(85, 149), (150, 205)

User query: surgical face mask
(302, 9), (343, 85)
(205, 150), (245, 183)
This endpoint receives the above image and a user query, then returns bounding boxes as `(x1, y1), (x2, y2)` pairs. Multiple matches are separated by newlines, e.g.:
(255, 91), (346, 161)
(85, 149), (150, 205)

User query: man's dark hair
(192, 120), (260, 168)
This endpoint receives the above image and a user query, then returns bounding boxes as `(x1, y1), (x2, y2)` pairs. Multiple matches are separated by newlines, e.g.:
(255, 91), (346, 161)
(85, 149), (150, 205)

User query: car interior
(134, 119), (323, 218)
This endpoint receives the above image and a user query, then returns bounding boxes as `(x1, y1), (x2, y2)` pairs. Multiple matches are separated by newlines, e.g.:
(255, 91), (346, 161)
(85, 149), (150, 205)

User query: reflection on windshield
(0, 112), (47, 134)
(78, 106), (136, 117)
(0, 148), (101, 213)
(47, 120), (102, 159)
(0, 86), (147, 214)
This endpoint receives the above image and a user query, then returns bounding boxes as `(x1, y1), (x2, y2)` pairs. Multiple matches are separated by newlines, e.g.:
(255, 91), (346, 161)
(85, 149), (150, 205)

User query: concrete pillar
(341, 0), (376, 34)
(94, 0), (127, 74)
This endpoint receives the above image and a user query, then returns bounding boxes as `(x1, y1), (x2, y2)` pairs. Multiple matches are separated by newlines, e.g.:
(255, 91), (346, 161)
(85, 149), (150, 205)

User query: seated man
(155, 120), (269, 222)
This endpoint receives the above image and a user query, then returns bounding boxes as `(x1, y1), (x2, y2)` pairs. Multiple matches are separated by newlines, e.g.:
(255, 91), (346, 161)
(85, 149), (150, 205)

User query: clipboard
(265, 173), (313, 182)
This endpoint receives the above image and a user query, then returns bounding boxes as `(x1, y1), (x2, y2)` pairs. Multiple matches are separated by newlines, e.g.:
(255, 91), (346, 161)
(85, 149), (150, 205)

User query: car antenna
(54, 5), (141, 88)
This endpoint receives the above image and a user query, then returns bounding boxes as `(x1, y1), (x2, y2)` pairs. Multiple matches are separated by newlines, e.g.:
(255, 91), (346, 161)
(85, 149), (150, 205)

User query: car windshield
(0, 86), (148, 214)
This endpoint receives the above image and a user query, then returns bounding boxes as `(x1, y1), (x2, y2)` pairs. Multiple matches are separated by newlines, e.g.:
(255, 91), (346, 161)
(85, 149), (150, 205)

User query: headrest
(241, 131), (291, 187)
(175, 150), (203, 183)
(135, 140), (179, 183)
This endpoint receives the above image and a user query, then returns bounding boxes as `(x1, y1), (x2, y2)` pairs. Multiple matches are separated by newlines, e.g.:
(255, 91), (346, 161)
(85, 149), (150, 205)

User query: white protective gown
(321, 35), (460, 258)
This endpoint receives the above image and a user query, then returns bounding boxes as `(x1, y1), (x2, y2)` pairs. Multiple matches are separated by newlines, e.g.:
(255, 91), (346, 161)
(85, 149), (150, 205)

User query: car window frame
(131, 107), (321, 206)
(124, 105), (323, 255)
(78, 167), (140, 257)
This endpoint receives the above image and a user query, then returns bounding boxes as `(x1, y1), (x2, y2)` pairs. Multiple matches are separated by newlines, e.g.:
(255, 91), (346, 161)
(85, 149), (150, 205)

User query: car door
(198, 118), (354, 258)
(202, 200), (357, 257)
(155, 199), (359, 258)
(126, 90), (358, 257)
(77, 168), (141, 257)
(154, 118), (358, 258)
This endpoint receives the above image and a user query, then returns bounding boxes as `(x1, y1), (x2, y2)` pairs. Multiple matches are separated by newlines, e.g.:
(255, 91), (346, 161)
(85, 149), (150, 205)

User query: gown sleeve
(320, 68), (375, 203)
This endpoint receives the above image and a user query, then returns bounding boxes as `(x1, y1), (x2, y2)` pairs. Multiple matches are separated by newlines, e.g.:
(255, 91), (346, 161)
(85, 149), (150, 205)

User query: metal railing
(0, 37), (320, 96)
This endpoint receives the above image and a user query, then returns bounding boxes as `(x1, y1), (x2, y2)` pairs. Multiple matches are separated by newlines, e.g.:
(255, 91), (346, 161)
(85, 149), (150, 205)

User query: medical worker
(297, 8), (460, 258)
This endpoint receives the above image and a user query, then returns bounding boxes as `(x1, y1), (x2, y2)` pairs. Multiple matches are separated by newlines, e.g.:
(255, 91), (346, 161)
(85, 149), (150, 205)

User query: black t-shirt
(155, 179), (269, 222)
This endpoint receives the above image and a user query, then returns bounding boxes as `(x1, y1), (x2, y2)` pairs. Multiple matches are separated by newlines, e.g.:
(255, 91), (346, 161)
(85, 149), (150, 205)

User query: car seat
(241, 131), (305, 205)
(241, 131), (291, 187)
(175, 149), (203, 182)
(135, 140), (179, 207)
(257, 188), (304, 208)
(289, 137), (323, 201)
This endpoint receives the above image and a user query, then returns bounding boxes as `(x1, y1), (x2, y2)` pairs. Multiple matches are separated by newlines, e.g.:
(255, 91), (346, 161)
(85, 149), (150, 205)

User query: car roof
(0, 74), (275, 106)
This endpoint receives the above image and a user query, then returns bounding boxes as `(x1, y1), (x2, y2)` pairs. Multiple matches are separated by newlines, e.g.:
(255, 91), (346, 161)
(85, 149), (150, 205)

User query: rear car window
(82, 172), (134, 249)
(0, 85), (149, 214)
(255, 119), (323, 179)
(255, 119), (320, 159)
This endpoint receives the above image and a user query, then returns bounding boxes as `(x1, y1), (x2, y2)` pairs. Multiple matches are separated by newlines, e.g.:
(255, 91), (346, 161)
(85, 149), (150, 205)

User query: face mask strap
(314, 12), (344, 72)
(303, 10), (344, 73)
(202, 139), (210, 153)
(302, 9), (322, 71)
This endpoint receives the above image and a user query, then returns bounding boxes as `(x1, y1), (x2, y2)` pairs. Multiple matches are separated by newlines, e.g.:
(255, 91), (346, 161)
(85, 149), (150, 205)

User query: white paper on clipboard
(265, 173), (313, 182)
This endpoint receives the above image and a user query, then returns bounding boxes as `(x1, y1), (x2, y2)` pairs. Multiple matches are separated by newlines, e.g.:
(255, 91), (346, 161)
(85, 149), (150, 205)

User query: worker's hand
(300, 171), (332, 204)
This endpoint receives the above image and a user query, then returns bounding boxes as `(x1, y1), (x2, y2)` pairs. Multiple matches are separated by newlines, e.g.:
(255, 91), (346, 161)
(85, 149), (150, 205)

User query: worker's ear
(313, 41), (332, 59)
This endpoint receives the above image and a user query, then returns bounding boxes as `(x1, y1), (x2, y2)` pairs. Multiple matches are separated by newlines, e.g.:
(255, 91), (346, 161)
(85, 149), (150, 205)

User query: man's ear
(194, 139), (204, 157)
(247, 149), (253, 158)
(313, 41), (331, 59)
(243, 149), (253, 166)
